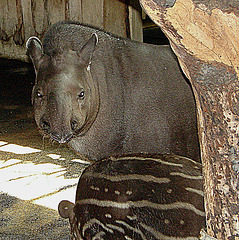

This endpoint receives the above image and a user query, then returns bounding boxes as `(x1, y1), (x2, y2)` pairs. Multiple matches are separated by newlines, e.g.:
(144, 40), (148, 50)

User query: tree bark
(139, 0), (239, 239)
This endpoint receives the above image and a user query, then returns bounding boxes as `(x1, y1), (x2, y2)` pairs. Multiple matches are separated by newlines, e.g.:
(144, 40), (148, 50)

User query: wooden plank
(47, 0), (66, 25)
(82, 0), (104, 28)
(0, 0), (26, 60)
(30, 0), (48, 38)
(129, 5), (143, 42)
(0, 0), (18, 37)
(129, 0), (143, 41)
(103, 0), (128, 38)
(66, 0), (82, 21)
(21, 0), (34, 38)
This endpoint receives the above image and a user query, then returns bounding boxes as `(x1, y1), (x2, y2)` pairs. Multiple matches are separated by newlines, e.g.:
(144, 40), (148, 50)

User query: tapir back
(28, 21), (200, 161)
(58, 154), (205, 239)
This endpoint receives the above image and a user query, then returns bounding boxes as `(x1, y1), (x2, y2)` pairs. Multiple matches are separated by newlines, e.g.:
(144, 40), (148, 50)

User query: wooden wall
(0, 0), (143, 61)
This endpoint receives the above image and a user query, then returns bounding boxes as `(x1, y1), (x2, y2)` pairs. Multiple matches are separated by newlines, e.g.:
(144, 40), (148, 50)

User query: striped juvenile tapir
(26, 21), (200, 162)
(58, 154), (205, 239)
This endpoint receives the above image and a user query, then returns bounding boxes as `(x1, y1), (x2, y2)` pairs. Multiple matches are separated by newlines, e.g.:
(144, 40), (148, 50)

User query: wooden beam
(82, 0), (104, 28)
(139, 0), (239, 239)
(129, 5), (143, 41)
(103, 0), (128, 38)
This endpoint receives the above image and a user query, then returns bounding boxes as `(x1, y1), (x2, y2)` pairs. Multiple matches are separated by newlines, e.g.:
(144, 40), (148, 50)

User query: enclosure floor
(0, 101), (89, 239)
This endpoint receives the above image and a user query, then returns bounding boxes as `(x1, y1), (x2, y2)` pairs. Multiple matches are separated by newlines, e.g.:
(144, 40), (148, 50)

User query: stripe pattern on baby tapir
(75, 154), (205, 239)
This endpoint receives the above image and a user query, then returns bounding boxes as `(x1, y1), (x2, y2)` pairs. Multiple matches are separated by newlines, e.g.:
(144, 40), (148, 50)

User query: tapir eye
(36, 91), (43, 98)
(78, 90), (85, 100)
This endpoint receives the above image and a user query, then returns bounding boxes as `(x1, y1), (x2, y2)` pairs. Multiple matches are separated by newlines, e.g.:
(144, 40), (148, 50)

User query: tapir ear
(58, 200), (75, 220)
(26, 36), (43, 72)
(77, 33), (98, 67)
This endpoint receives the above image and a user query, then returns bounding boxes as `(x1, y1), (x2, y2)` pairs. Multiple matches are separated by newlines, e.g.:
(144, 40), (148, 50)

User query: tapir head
(26, 34), (100, 143)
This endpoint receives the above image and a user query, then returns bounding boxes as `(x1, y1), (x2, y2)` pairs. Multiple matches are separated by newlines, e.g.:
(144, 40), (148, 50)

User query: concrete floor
(0, 59), (89, 239)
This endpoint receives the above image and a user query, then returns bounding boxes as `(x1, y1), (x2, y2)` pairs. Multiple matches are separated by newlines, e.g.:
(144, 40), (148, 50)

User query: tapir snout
(36, 90), (83, 144)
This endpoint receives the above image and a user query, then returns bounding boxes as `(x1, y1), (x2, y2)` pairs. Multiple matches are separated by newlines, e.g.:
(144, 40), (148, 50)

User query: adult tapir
(26, 21), (200, 162)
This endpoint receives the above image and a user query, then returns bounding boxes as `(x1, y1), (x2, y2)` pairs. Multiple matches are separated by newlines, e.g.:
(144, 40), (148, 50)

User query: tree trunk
(139, 0), (239, 239)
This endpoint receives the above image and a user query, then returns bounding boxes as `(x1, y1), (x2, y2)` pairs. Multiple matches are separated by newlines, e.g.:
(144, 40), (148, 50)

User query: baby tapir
(26, 21), (200, 162)
(58, 154), (205, 239)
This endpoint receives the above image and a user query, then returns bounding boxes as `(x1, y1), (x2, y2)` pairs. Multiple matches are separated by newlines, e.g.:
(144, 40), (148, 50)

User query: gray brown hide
(26, 21), (199, 161)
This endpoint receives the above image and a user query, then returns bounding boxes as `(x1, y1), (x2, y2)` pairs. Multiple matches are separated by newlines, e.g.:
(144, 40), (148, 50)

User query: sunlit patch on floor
(47, 153), (64, 160)
(0, 141), (8, 146)
(0, 159), (79, 211)
(47, 153), (91, 164)
(0, 141), (41, 154)
(0, 139), (88, 213)
(72, 158), (91, 164)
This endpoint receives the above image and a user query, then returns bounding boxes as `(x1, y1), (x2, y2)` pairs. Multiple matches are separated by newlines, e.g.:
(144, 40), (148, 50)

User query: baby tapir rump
(58, 154), (205, 239)
(26, 21), (200, 161)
